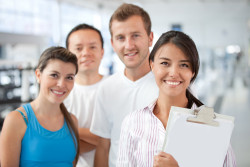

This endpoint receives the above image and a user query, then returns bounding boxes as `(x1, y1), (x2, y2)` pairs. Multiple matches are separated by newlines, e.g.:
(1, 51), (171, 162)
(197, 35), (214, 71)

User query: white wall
(145, 1), (250, 52)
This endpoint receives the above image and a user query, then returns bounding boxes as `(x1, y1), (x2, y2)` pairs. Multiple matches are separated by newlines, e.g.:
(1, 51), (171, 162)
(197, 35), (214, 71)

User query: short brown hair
(109, 3), (151, 36)
(66, 23), (104, 49)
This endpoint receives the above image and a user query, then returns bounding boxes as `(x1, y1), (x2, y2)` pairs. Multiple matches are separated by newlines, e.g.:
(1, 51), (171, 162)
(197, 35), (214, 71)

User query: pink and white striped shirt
(117, 100), (236, 167)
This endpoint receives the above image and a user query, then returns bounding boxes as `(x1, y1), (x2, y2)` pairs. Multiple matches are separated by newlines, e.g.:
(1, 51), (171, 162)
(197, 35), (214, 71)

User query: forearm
(94, 138), (110, 167)
(78, 128), (99, 146)
(79, 139), (96, 154)
(94, 147), (109, 167)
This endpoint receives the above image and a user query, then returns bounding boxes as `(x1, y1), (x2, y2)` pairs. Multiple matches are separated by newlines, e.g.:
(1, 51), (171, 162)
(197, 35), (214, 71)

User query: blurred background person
(64, 24), (107, 167)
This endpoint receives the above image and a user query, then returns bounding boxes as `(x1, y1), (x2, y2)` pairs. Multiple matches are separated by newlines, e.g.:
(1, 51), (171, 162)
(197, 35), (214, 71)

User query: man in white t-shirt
(90, 3), (159, 167)
(64, 24), (106, 167)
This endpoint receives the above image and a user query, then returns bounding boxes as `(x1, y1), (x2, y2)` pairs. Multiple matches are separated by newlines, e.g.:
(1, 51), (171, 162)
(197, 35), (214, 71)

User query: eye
(76, 47), (82, 52)
(132, 34), (140, 38)
(67, 75), (75, 81)
(90, 46), (96, 50)
(160, 62), (169, 66)
(50, 73), (58, 78)
(180, 63), (189, 68)
(116, 35), (125, 41)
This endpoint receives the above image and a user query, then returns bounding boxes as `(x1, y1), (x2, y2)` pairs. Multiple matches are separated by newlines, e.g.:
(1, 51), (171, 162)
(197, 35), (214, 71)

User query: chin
(50, 97), (65, 105)
(163, 90), (182, 97)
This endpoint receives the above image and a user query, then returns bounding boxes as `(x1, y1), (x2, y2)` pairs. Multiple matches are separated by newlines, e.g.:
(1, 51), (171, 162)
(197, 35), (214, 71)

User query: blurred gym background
(0, 0), (249, 166)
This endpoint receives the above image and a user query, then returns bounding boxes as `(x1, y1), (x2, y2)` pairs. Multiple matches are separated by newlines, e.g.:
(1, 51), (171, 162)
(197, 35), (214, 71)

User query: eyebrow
(50, 70), (75, 76)
(159, 57), (190, 62)
(131, 31), (141, 34)
(50, 70), (60, 73)
(67, 73), (76, 76)
(114, 34), (123, 37)
(159, 57), (170, 61)
(74, 44), (82, 47)
(74, 42), (97, 46)
(114, 31), (140, 37)
(88, 42), (98, 45)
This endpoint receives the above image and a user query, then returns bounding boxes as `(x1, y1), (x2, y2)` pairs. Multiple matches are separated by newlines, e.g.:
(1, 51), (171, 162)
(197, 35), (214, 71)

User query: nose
(81, 47), (91, 57)
(169, 65), (179, 78)
(57, 78), (66, 88)
(125, 38), (135, 50)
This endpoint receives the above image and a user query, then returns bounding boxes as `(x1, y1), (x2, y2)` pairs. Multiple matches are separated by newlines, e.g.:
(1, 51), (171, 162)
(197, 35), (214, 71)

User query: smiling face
(111, 15), (153, 70)
(36, 59), (76, 104)
(150, 43), (194, 98)
(68, 29), (104, 74)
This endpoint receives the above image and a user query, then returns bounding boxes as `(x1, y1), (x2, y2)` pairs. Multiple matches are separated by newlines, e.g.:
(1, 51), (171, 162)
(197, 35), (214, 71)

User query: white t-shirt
(90, 71), (159, 167)
(64, 76), (107, 167)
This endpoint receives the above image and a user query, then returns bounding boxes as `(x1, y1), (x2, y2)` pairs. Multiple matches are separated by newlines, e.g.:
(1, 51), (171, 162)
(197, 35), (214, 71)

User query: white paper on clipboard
(162, 106), (234, 167)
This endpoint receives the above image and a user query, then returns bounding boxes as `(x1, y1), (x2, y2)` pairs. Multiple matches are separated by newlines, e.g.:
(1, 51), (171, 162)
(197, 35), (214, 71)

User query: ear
(101, 48), (104, 59)
(150, 60), (154, 72)
(192, 73), (195, 78)
(148, 32), (154, 47)
(111, 38), (114, 48)
(35, 69), (41, 84)
(190, 72), (195, 82)
(111, 37), (118, 54)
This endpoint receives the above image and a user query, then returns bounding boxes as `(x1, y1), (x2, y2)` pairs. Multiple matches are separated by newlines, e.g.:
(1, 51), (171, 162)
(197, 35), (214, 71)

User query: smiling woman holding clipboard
(117, 31), (236, 167)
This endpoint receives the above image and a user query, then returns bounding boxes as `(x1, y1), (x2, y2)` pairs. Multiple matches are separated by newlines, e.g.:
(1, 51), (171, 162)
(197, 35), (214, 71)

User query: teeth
(166, 81), (180, 85)
(82, 60), (92, 63)
(127, 53), (136, 56)
(53, 90), (63, 95)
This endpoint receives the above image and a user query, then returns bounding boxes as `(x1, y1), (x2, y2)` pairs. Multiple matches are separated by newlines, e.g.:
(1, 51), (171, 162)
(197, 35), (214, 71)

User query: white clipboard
(162, 106), (234, 167)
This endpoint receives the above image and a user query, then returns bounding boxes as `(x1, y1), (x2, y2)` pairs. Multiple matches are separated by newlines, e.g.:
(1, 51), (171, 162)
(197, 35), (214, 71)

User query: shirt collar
(146, 98), (197, 113)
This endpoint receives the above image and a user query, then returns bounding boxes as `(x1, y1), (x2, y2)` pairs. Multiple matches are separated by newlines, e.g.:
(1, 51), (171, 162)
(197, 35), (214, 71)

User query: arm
(94, 137), (110, 167)
(78, 127), (100, 146)
(70, 114), (100, 154)
(153, 152), (179, 167)
(79, 139), (95, 154)
(0, 110), (27, 167)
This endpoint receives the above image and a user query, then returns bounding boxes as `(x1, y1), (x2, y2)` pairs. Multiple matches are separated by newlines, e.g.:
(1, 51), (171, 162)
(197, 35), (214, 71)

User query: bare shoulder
(1, 108), (27, 138)
(4, 108), (27, 127)
(15, 106), (27, 117)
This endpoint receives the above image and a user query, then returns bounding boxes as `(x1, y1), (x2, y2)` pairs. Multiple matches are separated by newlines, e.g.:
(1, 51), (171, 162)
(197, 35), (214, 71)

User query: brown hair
(37, 46), (80, 163)
(109, 3), (151, 36)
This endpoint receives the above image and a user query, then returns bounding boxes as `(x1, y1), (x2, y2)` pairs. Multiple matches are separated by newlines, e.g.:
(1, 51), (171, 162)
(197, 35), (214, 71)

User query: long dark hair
(149, 31), (203, 108)
(37, 46), (80, 163)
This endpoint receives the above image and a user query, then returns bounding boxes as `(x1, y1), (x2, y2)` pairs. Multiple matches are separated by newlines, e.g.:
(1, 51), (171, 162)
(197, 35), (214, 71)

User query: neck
(154, 94), (188, 129)
(30, 97), (61, 116)
(124, 57), (151, 81)
(157, 93), (189, 114)
(75, 72), (103, 85)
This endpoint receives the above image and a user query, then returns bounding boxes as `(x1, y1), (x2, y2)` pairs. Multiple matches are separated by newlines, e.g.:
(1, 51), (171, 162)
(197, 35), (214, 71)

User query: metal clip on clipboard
(187, 105), (219, 127)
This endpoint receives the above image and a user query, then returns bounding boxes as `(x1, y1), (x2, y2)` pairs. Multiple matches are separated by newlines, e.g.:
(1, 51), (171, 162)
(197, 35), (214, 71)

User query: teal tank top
(19, 103), (77, 167)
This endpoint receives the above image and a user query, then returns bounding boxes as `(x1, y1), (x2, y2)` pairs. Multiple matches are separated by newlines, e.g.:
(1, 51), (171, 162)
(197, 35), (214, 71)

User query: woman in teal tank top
(0, 47), (80, 167)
